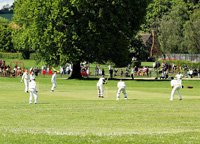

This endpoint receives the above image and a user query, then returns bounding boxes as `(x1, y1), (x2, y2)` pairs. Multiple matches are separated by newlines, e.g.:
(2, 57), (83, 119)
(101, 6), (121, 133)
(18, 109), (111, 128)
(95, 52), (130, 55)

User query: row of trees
(0, 4), (14, 14)
(0, 17), (15, 52)
(142, 0), (200, 54)
(2, 0), (199, 78)
(11, 0), (150, 78)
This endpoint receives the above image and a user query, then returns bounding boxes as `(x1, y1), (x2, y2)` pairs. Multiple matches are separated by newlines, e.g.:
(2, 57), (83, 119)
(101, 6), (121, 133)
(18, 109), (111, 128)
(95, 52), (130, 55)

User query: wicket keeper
(117, 79), (127, 100)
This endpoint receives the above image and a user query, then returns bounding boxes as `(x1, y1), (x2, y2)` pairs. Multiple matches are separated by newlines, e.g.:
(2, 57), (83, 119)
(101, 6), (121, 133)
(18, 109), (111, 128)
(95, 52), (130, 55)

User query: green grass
(0, 76), (200, 143)
(141, 62), (154, 68)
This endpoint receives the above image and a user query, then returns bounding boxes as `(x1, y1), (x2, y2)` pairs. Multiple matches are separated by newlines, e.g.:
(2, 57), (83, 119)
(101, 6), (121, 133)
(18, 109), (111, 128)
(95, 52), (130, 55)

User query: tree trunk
(69, 61), (83, 79)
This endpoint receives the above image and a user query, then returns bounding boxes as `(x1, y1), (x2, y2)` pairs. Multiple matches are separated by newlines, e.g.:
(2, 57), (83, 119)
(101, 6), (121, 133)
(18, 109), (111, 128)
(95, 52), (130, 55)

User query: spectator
(109, 68), (113, 79)
(87, 68), (90, 78)
(120, 69), (123, 77)
(160, 71), (165, 79)
(108, 65), (111, 70)
(134, 66), (138, 73)
(131, 68), (134, 80)
(102, 69), (105, 77)
(114, 68), (118, 76)
(95, 66), (98, 75)
(146, 67), (149, 77)
(153, 62), (156, 70)
(189, 69), (193, 78)
(66, 66), (69, 75)
(34, 67), (39, 76)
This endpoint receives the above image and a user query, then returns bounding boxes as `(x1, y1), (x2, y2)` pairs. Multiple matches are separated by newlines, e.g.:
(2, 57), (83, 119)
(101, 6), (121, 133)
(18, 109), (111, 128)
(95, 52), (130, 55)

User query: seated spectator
(189, 69), (193, 78)
(160, 71), (165, 79)
(114, 68), (118, 76)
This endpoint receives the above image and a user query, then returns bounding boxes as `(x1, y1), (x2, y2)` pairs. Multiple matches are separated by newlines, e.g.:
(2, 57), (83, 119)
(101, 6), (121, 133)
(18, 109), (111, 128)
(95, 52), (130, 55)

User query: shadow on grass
(65, 77), (170, 82)
(36, 103), (51, 105)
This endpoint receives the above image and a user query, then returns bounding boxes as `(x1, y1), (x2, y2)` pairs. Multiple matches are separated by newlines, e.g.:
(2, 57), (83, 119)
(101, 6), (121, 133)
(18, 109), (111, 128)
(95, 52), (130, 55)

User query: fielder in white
(51, 71), (57, 92)
(117, 79), (127, 100)
(97, 76), (107, 98)
(170, 77), (182, 101)
(21, 69), (30, 93)
(175, 72), (183, 85)
(30, 72), (35, 81)
(29, 78), (38, 104)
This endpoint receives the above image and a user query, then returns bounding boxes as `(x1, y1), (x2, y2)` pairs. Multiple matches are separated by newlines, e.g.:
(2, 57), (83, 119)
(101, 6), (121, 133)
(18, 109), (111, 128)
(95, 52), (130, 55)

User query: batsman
(97, 76), (107, 98)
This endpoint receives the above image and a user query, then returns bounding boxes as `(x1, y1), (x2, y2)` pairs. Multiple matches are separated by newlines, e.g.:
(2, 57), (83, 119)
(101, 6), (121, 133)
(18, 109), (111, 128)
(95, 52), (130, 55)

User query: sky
(0, 0), (14, 10)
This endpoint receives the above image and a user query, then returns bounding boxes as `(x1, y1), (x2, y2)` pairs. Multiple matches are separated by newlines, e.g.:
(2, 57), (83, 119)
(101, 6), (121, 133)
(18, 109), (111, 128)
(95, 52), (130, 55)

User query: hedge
(157, 60), (200, 69)
(0, 52), (22, 59)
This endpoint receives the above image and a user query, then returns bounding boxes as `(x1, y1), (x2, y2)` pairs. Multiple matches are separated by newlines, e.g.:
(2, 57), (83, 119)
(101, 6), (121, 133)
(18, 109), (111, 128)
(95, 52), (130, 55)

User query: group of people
(21, 69), (57, 104)
(97, 76), (127, 100)
(60, 64), (72, 75)
(20, 64), (185, 103)
(0, 65), (11, 76)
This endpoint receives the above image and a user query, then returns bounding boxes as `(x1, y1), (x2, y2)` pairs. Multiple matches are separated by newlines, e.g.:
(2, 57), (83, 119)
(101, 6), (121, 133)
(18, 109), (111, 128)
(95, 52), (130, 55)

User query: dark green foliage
(0, 3), (14, 14)
(142, 0), (200, 55)
(183, 9), (200, 53)
(0, 52), (22, 59)
(0, 24), (15, 52)
(13, 0), (149, 77)
(129, 36), (149, 62)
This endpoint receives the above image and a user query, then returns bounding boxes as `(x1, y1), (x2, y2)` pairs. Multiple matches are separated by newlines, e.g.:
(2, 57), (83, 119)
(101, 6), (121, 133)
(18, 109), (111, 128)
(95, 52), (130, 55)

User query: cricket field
(0, 76), (200, 143)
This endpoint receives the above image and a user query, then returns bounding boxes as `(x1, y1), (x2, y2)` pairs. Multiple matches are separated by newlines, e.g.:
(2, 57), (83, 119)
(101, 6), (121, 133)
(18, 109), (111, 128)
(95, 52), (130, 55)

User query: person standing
(116, 79), (127, 100)
(120, 69), (123, 77)
(51, 71), (57, 92)
(97, 76), (107, 98)
(21, 69), (30, 93)
(109, 68), (113, 79)
(102, 69), (105, 77)
(170, 77), (182, 101)
(29, 78), (38, 104)
(175, 72), (183, 85)
(30, 72), (35, 81)
(146, 67), (149, 77)
(95, 66), (98, 75)
(87, 68), (90, 78)
(131, 68), (134, 80)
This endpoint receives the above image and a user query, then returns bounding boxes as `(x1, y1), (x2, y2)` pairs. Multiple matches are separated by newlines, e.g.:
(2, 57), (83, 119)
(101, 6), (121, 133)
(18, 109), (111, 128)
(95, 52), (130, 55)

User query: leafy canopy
(13, 0), (149, 66)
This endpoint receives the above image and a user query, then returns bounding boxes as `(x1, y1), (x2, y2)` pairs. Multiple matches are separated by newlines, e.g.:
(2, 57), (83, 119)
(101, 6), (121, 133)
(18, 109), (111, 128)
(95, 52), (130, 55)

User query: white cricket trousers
(97, 84), (103, 97)
(24, 79), (29, 92)
(117, 87), (127, 99)
(170, 85), (182, 100)
(29, 89), (38, 104)
(51, 82), (57, 91)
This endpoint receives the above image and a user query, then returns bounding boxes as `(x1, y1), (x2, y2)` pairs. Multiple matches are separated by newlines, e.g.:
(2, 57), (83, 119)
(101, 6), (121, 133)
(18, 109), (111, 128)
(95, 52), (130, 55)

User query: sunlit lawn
(0, 76), (200, 143)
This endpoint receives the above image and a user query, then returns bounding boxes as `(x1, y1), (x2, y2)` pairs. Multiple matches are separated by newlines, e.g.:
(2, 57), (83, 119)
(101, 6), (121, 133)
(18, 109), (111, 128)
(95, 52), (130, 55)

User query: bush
(29, 53), (36, 60)
(0, 52), (22, 59)
(157, 60), (200, 69)
(132, 61), (141, 67)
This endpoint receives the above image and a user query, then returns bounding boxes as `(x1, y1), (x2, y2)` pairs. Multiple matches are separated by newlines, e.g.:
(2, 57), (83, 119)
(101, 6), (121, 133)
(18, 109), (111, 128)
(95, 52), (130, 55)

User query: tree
(158, 4), (189, 54)
(142, 0), (200, 32)
(141, 0), (172, 32)
(0, 17), (15, 52)
(13, 0), (149, 78)
(0, 4), (14, 14)
(184, 9), (200, 53)
(129, 36), (149, 61)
